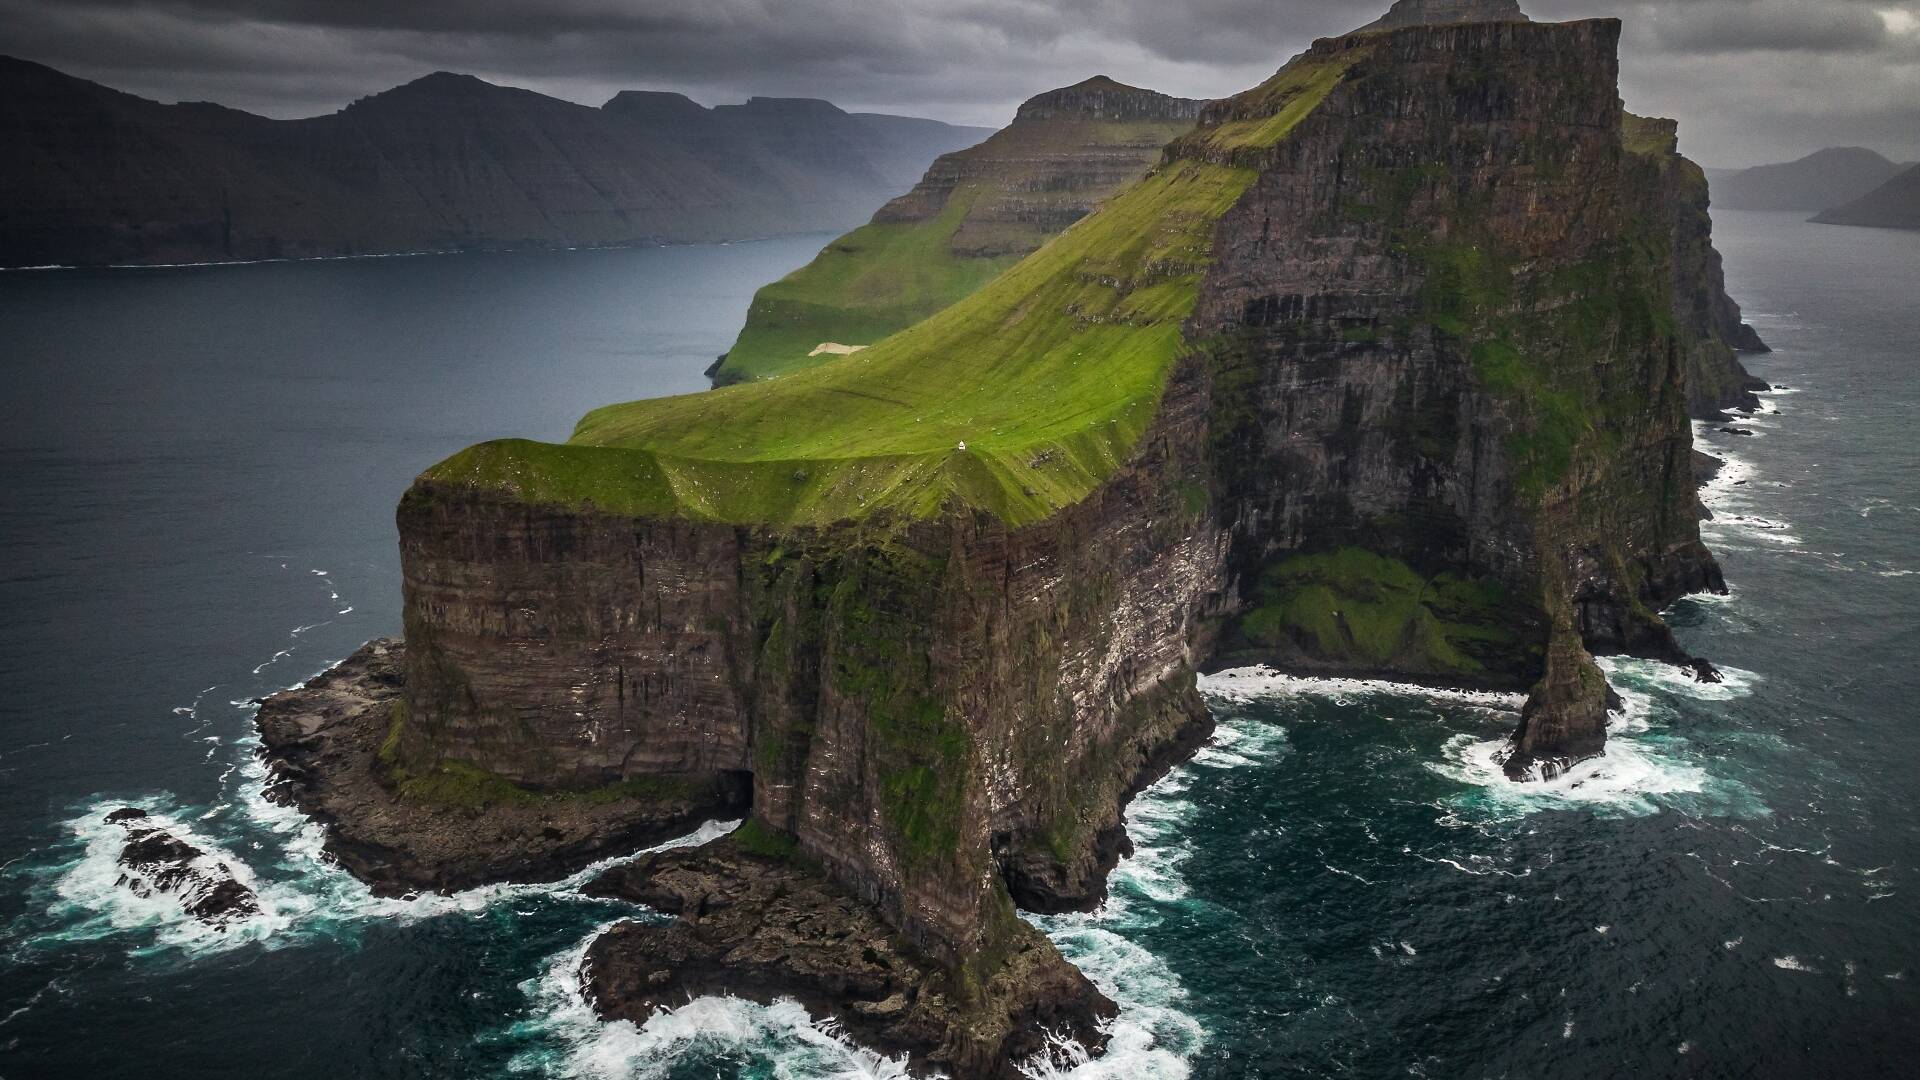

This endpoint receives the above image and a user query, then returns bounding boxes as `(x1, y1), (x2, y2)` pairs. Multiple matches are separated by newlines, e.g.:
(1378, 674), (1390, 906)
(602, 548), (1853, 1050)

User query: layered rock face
(256, 639), (749, 893)
(379, 15), (1759, 1073)
(1185, 21), (1734, 777)
(873, 76), (1207, 256)
(712, 76), (1203, 382)
(1360, 0), (1529, 30)
(397, 360), (1226, 1068)
(1628, 115), (1772, 415)
(398, 354), (1228, 942)
(0, 56), (988, 267)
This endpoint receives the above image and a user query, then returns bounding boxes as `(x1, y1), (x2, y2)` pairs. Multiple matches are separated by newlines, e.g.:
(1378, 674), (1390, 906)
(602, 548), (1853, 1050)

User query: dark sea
(2, 213), (1916, 1079)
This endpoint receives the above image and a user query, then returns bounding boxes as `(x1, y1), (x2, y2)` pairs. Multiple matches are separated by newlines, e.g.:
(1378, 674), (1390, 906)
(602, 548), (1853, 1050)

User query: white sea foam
(1696, 420), (1801, 547)
(30, 747), (741, 957)
(1599, 656), (1760, 707)
(1426, 657), (1760, 819)
(1014, 742), (1216, 1079)
(507, 923), (921, 1079)
(1200, 666), (1526, 711)
(36, 803), (301, 952)
(1772, 955), (1819, 973)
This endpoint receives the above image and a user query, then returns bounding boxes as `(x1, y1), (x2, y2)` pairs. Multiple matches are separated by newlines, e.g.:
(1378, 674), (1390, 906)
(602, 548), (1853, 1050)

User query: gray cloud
(6, 0), (1917, 167)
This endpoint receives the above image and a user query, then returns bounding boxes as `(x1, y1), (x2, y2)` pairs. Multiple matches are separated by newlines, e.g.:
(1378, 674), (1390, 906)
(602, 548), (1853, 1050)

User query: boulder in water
(105, 808), (260, 930)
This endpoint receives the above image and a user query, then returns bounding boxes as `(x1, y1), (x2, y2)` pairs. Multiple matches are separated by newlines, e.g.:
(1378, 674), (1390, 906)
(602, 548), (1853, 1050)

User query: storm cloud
(6, 0), (1917, 166)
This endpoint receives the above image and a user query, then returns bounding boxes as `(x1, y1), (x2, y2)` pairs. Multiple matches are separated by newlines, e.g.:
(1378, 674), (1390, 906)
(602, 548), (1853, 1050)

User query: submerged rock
(105, 809), (259, 929)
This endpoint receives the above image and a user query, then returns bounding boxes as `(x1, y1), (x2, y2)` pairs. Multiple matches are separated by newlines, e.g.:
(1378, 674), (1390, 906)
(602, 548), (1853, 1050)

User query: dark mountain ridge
(1812, 163), (1920, 230)
(1710, 146), (1907, 212)
(0, 56), (990, 267)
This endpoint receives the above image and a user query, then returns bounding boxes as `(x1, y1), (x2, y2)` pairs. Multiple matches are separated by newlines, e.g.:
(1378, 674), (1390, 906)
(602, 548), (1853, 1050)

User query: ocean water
(2, 213), (1916, 1078)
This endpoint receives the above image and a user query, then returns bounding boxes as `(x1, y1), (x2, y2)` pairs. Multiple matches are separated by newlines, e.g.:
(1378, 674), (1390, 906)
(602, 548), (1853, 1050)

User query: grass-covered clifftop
(423, 57), (1376, 529)
(711, 77), (1203, 384)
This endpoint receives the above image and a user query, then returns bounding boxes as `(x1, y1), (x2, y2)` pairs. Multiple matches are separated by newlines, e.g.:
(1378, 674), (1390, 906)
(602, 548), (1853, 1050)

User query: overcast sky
(7, 0), (1917, 167)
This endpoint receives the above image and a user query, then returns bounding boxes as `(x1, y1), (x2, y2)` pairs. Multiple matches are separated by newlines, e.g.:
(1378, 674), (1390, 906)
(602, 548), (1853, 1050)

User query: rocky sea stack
(261, 8), (1769, 1075)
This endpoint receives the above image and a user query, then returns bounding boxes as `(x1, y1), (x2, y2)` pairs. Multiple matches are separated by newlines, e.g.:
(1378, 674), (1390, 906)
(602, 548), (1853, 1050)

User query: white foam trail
(1696, 420), (1801, 547)
(1200, 666), (1525, 711)
(27, 745), (741, 957)
(1772, 956), (1818, 973)
(1598, 657), (1760, 707)
(1013, 719), (1250, 1079)
(507, 925), (920, 1079)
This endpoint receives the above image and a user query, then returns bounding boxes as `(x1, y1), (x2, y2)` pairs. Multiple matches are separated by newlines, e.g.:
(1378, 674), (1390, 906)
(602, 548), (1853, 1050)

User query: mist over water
(3, 213), (1917, 1077)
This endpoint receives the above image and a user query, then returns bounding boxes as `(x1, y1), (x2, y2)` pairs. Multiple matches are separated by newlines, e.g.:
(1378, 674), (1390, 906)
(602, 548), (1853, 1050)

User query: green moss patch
(1236, 547), (1527, 677)
(731, 817), (801, 860)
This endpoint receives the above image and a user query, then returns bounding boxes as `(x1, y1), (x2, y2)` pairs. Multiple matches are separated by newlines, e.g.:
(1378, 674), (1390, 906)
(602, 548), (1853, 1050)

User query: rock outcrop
(104, 808), (260, 929)
(255, 639), (749, 894)
(0, 56), (989, 267)
(712, 76), (1203, 382)
(270, 11), (1768, 1076)
(1813, 163), (1920, 230)
(582, 836), (1113, 1077)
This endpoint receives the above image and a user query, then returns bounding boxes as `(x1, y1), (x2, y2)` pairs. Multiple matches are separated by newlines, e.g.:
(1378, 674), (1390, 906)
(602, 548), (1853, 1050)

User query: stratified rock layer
(1359, 0), (1529, 30)
(256, 639), (748, 894)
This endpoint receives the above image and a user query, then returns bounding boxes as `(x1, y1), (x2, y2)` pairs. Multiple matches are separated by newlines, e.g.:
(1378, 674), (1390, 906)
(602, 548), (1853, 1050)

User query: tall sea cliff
(262, 11), (1770, 1076)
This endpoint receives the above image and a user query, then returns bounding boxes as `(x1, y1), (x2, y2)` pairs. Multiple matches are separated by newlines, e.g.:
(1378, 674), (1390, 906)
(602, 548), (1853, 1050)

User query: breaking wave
(1200, 666), (1526, 711)
(504, 928), (918, 1080)
(1427, 657), (1766, 820)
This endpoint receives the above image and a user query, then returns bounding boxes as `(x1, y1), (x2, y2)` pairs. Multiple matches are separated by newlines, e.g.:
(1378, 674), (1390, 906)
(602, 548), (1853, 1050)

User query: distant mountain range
(1813, 164), (1920, 230)
(0, 56), (992, 267)
(1709, 147), (1911, 212)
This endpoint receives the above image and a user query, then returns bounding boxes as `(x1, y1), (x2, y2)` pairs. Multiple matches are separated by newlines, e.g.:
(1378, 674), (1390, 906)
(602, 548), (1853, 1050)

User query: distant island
(1813, 163), (1920, 230)
(0, 56), (990, 267)
(1709, 147), (1910, 212)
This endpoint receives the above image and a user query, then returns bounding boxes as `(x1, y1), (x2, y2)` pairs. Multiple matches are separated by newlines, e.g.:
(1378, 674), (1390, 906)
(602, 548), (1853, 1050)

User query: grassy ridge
(715, 115), (1204, 384)
(716, 193), (1023, 383)
(420, 48), (1362, 527)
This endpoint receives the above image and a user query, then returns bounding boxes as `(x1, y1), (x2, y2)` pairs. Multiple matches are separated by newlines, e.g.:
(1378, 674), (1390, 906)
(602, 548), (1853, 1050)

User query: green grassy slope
(422, 47), (1372, 528)
(714, 193), (1024, 383)
(714, 109), (1203, 384)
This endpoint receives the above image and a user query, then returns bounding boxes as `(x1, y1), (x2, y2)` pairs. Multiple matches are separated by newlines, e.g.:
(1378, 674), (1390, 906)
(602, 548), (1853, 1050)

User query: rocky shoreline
(255, 642), (1133, 1074)
(583, 839), (1112, 1078)
(254, 639), (749, 895)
